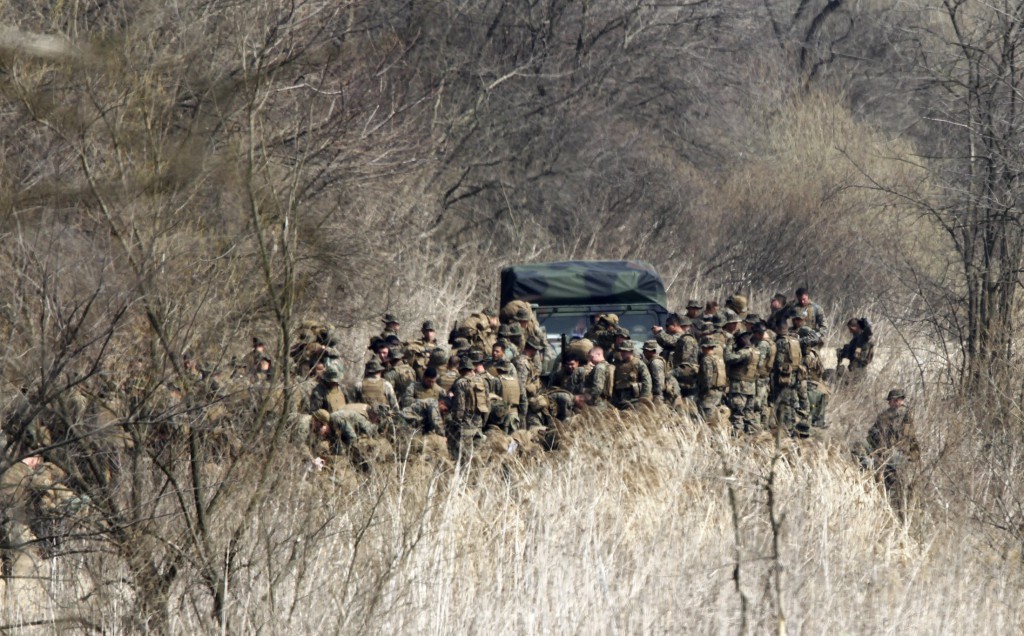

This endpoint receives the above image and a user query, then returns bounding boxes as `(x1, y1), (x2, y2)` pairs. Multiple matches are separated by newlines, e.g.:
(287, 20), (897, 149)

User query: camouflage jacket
(645, 355), (667, 400)
(867, 405), (919, 466)
(513, 354), (541, 396)
(584, 360), (613, 402)
(401, 380), (445, 409)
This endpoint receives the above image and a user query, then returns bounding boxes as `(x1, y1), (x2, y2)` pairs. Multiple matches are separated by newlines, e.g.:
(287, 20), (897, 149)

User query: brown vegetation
(3, 0), (1024, 633)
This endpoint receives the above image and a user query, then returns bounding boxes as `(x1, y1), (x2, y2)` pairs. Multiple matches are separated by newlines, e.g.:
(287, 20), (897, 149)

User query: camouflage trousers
(774, 384), (808, 437)
(445, 417), (484, 464)
(755, 378), (773, 428)
(726, 392), (762, 434)
(806, 381), (828, 429)
(698, 389), (723, 420)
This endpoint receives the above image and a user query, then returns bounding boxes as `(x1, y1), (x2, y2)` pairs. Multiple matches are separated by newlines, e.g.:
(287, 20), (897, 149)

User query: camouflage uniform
(401, 378), (445, 409)
(773, 330), (808, 436)
(355, 375), (400, 412)
(724, 335), (761, 433)
(670, 331), (701, 398)
(838, 320), (874, 380)
(641, 341), (668, 405)
(697, 338), (727, 417)
(383, 355), (417, 399)
(753, 328), (776, 427)
(484, 362), (526, 432)
(307, 368), (347, 413)
(799, 328), (828, 429)
(448, 364), (491, 461)
(611, 345), (652, 408)
(399, 399), (446, 435)
(584, 359), (614, 404)
(864, 390), (919, 519)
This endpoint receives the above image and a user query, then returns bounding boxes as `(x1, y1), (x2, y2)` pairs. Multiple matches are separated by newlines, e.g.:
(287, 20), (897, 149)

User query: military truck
(500, 260), (671, 376)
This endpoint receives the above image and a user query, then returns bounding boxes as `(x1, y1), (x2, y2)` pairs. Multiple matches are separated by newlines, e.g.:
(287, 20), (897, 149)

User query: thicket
(3, 0), (1024, 632)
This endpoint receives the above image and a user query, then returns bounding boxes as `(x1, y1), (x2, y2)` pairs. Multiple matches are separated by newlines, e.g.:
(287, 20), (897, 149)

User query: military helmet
(429, 348), (449, 367)
(458, 357), (474, 371)
(513, 307), (532, 322)
(382, 313), (400, 325)
(525, 335), (545, 350)
(603, 313), (620, 327)
(364, 358), (385, 374)
(313, 409), (331, 423)
(421, 320), (436, 331)
(726, 294), (748, 313)
(642, 339), (659, 352)
(886, 388), (906, 401)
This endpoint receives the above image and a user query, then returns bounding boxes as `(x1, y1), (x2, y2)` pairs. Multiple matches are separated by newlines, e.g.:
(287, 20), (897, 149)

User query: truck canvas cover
(500, 260), (668, 308)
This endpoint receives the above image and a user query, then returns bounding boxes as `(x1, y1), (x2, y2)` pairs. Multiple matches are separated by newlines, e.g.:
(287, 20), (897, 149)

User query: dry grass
(4, 368), (1022, 634)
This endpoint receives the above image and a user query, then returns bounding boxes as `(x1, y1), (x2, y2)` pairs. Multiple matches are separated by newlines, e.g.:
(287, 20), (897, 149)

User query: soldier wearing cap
(665, 317), (699, 398)
(308, 364), (347, 414)
(356, 358), (400, 411)
(515, 335), (546, 427)
(381, 313), (401, 339)
(642, 340), (679, 406)
(862, 389), (919, 520)
(419, 320), (440, 348)
(585, 314), (618, 353)
(697, 335), (728, 420)
(684, 299), (704, 326)
(448, 357), (490, 462)
(494, 326), (519, 361)
(611, 341), (652, 408)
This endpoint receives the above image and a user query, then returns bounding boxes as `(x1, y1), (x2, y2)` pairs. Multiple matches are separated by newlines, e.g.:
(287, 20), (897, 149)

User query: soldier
(642, 340), (676, 405)
(515, 335), (546, 428)
(355, 359), (400, 411)
(380, 313), (401, 340)
(418, 320), (441, 351)
(437, 354), (461, 393)
(862, 389), (920, 520)
(384, 348), (417, 398)
(401, 366), (446, 408)
(702, 299), (722, 325)
(767, 293), (789, 333)
(399, 397), (449, 436)
(666, 317), (700, 397)
(792, 287), (827, 332)
(486, 359), (526, 432)
(548, 353), (586, 419)
(651, 314), (682, 360)
(511, 307), (532, 350)
(684, 299), (705, 328)
(308, 365), (347, 413)
(308, 408), (375, 462)
(1, 451), (83, 582)
(448, 358), (490, 462)
(697, 336), (728, 422)
(725, 294), (748, 321)
(721, 310), (742, 338)
(611, 341), (652, 408)
(584, 314), (619, 354)
(724, 331), (761, 433)
(751, 322), (775, 426)
(773, 319), (808, 437)
(800, 326), (829, 430)
(583, 346), (614, 405)
(837, 317), (874, 380)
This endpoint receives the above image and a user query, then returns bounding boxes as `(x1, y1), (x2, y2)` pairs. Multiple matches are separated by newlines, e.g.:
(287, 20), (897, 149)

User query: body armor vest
(360, 377), (388, 406)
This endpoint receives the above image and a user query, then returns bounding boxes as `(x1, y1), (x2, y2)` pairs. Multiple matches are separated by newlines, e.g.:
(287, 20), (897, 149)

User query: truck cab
(500, 260), (671, 377)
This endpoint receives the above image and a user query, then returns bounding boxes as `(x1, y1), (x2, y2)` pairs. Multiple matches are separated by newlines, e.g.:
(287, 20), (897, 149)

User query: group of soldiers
(0, 287), (917, 582)
(291, 287), (893, 465)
